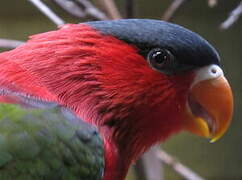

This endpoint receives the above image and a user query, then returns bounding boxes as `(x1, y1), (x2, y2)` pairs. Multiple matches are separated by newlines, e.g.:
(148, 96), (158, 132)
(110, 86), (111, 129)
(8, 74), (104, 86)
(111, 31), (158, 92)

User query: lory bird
(0, 19), (233, 180)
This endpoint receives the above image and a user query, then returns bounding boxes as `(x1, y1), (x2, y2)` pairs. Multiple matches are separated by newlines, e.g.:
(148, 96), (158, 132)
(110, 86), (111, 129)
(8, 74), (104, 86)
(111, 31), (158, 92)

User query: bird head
(2, 19), (233, 180)
(83, 19), (233, 146)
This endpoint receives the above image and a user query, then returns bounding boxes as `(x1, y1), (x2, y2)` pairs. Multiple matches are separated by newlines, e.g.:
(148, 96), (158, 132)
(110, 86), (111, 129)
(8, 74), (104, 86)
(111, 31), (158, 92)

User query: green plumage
(0, 104), (104, 180)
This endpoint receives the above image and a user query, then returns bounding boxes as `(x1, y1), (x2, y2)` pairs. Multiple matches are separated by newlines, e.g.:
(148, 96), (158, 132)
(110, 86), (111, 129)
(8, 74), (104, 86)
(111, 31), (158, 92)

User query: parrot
(0, 19), (233, 180)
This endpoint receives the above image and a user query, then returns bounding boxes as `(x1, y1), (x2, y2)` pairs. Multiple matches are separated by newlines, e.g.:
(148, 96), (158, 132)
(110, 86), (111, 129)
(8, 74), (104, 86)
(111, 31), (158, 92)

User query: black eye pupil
(153, 51), (167, 64)
(150, 49), (171, 67)
(147, 48), (175, 73)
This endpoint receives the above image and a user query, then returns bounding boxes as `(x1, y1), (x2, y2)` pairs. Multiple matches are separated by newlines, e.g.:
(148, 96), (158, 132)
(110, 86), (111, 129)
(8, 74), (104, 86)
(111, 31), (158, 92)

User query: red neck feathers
(2, 24), (194, 180)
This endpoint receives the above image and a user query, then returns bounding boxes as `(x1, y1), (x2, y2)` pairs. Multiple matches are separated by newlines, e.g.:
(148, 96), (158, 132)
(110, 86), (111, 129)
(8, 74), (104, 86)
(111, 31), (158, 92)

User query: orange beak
(184, 72), (233, 142)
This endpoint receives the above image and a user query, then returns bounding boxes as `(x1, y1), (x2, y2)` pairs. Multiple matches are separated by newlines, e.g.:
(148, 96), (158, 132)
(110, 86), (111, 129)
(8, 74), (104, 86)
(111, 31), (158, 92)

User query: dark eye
(147, 48), (174, 72)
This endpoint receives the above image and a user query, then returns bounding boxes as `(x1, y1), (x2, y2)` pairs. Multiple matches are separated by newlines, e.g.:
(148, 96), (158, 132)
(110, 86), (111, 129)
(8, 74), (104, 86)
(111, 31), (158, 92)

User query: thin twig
(157, 150), (205, 180)
(208, 0), (218, 8)
(52, 0), (86, 18)
(75, 0), (109, 20)
(27, 0), (65, 26)
(0, 39), (24, 49)
(97, 0), (122, 19)
(125, 0), (135, 18)
(52, 0), (108, 20)
(220, 1), (242, 30)
(162, 0), (188, 21)
(134, 146), (164, 180)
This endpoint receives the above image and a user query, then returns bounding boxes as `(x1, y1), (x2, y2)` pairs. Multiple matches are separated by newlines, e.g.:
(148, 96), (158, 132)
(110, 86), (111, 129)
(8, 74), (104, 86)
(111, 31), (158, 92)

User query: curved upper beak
(184, 65), (233, 142)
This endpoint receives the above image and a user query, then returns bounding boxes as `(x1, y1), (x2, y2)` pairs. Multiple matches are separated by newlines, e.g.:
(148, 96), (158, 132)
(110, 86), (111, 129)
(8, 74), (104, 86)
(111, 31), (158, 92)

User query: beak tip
(209, 137), (218, 143)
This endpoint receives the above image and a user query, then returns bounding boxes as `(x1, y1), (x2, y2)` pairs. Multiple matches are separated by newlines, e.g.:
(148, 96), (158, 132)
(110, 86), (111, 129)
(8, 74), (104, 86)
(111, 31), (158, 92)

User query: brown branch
(220, 1), (242, 30)
(97, 0), (122, 19)
(27, 0), (65, 26)
(134, 146), (164, 180)
(0, 39), (24, 49)
(157, 150), (205, 180)
(162, 0), (189, 21)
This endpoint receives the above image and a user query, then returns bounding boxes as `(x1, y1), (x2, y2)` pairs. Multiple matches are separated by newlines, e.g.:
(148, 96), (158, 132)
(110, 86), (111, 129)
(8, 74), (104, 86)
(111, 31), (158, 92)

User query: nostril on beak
(211, 68), (217, 74)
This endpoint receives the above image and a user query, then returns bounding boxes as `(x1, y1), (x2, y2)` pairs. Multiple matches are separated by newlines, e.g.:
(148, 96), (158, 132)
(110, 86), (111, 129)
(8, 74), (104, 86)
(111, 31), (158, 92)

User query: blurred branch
(27, 0), (65, 26)
(75, 0), (109, 20)
(134, 146), (164, 180)
(52, 0), (108, 20)
(220, 1), (242, 30)
(125, 0), (135, 18)
(162, 0), (189, 21)
(52, 0), (86, 18)
(208, 0), (218, 8)
(97, 0), (122, 19)
(157, 150), (205, 180)
(0, 39), (24, 49)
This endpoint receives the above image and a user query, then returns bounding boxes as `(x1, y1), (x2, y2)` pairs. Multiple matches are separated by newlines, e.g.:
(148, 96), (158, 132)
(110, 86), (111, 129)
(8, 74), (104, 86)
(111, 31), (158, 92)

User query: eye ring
(147, 48), (174, 71)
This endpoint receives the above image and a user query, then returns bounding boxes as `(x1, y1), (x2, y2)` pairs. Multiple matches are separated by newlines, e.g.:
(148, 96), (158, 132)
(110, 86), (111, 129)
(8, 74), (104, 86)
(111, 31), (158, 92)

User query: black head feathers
(87, 19), (220, 74)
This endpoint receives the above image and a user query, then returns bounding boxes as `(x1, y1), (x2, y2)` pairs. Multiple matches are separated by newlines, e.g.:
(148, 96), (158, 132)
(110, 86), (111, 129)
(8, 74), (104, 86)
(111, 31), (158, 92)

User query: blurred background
(0, 0), (242, 180)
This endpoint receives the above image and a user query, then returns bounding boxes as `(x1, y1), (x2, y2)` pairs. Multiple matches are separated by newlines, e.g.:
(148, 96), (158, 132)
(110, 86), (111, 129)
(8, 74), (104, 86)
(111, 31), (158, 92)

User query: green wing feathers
(0, 104), (104, 180)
